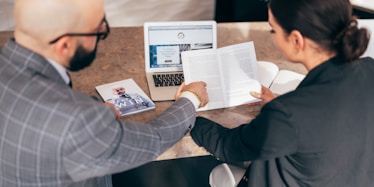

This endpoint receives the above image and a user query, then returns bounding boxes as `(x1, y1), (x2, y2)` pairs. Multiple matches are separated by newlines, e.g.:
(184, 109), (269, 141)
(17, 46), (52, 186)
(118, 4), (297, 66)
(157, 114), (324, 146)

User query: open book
(96, 78), (155, 116)
(181, 41), (305, 111)
(258, 61), (305, 95)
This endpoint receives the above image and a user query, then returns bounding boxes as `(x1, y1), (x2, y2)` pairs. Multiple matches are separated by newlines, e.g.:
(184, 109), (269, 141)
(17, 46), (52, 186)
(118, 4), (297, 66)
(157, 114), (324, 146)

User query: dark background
(112, 156), (223, 187)
(214, 0), (374, 22)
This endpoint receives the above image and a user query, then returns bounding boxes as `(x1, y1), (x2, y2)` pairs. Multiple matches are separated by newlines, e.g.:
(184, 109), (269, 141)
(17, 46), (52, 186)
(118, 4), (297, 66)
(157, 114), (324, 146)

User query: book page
(269, 70), (305, 95)
(182, 49), (226, 111)
(257, 61), (279, 87)
(217, 42), (261, 107)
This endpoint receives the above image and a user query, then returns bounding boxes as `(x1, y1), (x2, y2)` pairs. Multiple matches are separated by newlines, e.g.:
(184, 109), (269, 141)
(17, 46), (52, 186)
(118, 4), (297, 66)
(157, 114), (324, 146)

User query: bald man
(0, 0), (208, 186)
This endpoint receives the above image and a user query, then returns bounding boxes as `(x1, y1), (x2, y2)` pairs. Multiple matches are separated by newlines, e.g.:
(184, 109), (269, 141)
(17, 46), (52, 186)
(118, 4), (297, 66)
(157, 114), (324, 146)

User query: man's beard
(68, 44), (97, 72)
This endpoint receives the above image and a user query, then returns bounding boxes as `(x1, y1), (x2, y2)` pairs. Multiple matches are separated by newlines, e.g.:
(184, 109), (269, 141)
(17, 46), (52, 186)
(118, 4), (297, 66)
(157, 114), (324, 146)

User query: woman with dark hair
(190, 0), (373, 186)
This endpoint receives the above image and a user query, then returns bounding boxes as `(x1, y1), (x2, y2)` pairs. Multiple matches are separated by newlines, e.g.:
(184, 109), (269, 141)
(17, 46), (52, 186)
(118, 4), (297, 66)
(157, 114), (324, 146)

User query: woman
(190, 0), (373, 186)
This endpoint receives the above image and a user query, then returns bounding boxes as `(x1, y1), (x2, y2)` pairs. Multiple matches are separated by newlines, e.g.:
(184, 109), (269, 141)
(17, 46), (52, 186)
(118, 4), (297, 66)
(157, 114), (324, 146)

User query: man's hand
(250, 85), (276, 105)
(104, 102), (121, 119)
(175, 81), (209, 108)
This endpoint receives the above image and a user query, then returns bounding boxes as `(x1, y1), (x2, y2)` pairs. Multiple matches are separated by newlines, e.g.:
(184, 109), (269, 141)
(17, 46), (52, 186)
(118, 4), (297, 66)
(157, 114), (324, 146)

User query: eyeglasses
(49, 17), (110, 44)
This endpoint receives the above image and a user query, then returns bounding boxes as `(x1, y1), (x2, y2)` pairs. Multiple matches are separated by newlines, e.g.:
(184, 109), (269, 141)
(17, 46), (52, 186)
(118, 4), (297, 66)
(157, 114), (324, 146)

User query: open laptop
(144, 21), (217, 101)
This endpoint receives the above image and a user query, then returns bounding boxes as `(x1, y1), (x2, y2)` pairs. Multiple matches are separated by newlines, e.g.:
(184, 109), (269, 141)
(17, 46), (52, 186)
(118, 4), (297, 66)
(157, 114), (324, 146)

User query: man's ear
(289, 30), (305, 53)
(54, 36), (72, 57)
(52, 36), (75, 68)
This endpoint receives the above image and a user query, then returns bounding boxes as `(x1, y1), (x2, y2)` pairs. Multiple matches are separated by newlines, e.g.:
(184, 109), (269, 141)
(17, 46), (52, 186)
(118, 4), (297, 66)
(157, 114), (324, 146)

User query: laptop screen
(144, 21), (217, 72)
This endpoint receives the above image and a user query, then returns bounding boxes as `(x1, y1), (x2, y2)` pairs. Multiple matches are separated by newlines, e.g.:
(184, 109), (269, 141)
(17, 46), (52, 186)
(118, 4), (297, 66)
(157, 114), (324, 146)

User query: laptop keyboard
(153, 73), (184, 87)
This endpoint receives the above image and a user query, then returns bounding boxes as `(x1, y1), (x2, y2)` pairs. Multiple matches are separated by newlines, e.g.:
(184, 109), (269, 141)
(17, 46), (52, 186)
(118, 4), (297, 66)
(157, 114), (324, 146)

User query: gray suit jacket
(0, 39), (196, 187)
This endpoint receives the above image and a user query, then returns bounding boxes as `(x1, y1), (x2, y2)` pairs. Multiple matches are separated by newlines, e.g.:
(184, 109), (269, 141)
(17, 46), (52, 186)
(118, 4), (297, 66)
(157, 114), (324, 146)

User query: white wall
(358, 19), (374, 58)
(0, 0), (14, 31)
(105, 0), (215, 27)
(0, 0), (215, 31)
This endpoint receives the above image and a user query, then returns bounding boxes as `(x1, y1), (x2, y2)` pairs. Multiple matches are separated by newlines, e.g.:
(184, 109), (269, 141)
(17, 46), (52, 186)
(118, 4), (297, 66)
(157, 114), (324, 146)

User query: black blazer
(191, 57), (374, 187)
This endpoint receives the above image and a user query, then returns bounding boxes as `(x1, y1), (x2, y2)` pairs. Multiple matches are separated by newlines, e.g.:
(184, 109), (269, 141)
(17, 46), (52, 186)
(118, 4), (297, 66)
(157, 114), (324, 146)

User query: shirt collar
(45, 58), (70, 85)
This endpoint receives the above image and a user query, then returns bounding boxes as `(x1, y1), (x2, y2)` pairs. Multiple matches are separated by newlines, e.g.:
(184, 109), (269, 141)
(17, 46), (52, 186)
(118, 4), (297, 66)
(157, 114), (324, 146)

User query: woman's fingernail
(250, 91), (258, 97)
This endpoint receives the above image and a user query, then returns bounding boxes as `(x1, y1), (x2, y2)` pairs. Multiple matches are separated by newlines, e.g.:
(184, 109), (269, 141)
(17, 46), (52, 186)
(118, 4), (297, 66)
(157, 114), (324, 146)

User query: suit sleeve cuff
(180, 91), (200, 110)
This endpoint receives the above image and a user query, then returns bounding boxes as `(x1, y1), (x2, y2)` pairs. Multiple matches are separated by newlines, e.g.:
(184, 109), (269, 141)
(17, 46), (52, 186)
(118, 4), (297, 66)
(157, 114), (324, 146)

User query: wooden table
(0, 22), (307, 160)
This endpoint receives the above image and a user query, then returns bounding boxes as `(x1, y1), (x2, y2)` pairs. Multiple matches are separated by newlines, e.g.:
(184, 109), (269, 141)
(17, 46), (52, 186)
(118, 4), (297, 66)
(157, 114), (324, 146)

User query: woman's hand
(249, 85), (276, 106)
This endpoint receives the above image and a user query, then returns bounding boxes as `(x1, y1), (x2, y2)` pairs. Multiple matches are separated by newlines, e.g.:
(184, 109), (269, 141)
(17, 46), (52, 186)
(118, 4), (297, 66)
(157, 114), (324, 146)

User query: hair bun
(335, 18), (370, 61)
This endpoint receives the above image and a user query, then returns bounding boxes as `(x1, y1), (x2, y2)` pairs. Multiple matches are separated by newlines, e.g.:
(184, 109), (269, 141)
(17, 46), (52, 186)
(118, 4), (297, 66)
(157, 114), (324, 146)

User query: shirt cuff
(180, 91), (200, 110)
